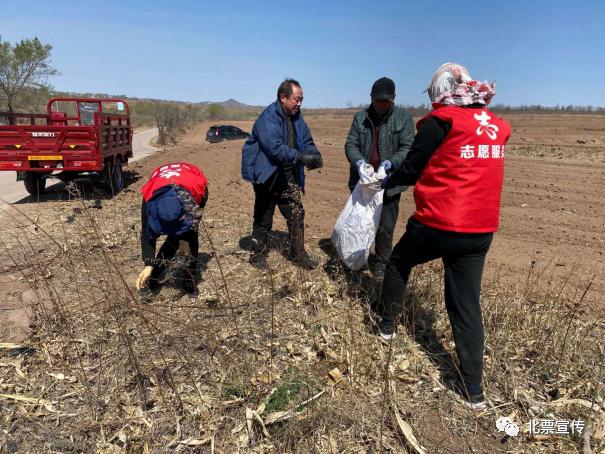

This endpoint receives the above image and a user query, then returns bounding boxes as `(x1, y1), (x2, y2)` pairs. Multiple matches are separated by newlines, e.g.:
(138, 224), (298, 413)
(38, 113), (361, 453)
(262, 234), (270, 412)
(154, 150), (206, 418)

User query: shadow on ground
(147, 252), (213, 299)
(399, 290), (459, 382)
(238, 231), (292, 259)
(13, 170), (142, 204)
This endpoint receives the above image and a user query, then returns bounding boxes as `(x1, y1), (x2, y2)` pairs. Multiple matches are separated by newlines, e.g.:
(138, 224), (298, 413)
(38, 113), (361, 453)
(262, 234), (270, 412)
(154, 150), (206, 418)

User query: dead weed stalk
(0, 195), (603, 453)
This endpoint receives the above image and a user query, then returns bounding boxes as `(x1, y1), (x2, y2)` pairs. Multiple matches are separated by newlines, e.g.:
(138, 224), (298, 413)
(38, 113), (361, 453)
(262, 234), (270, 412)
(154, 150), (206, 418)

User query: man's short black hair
(277, 79), (301, 100)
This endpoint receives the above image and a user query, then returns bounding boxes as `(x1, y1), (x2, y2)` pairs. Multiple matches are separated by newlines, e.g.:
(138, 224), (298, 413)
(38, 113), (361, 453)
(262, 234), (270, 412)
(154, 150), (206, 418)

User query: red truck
(0, 97), (133, 197)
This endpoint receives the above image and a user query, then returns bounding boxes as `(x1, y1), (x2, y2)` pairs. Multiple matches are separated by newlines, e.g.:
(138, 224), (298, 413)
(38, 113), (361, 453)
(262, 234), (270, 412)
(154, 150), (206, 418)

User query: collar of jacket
(365, 104), (394, 127)
(273, 100), (301, 123)
(271, 100), (304, 150)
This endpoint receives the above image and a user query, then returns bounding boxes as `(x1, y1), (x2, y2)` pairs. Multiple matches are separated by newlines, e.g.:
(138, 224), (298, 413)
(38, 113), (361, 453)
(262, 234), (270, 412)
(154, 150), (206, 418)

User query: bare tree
(0, 36), (58, 112)
(15, 86), (52, 112)
(154, 103), (188, 146)
(155, 106), (168, 146)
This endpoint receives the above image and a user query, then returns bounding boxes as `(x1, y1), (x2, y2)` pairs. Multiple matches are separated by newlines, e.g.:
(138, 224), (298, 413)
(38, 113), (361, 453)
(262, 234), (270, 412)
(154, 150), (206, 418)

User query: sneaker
(377, 317), (397, 342)
(249, 251), (269, 271)
(446, 379), (487, 411)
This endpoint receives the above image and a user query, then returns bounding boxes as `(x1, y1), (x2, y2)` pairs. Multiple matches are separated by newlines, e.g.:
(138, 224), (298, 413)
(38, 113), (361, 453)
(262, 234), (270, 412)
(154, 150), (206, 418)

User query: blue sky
(1, 0), (603, 108)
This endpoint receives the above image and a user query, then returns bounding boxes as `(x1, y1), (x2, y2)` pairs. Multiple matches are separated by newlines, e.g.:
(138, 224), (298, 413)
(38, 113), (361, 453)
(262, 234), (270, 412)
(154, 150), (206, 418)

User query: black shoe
(249, 251), (269, 271)
(182, 280), (199, 297)
(250, 237), (262, 252)
(446, 379), (487, 411)
(288, 250), (319, 270)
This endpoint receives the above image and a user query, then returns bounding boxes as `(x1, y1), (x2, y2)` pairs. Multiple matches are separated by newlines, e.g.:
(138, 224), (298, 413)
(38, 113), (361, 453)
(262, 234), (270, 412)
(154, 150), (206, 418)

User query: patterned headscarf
(427, 62), (496, 108)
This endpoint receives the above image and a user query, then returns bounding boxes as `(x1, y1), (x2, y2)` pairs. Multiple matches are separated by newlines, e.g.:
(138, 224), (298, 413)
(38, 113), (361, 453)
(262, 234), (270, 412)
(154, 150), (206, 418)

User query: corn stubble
(0, 190), (603, 453)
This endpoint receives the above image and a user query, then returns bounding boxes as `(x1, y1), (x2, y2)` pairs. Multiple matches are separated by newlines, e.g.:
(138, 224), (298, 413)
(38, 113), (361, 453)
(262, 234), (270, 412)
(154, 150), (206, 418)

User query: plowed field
(1, 112), (603, 342)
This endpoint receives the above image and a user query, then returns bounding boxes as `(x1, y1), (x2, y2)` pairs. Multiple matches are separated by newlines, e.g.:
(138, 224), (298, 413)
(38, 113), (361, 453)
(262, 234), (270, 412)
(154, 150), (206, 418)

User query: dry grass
(0, 189), (603, 453)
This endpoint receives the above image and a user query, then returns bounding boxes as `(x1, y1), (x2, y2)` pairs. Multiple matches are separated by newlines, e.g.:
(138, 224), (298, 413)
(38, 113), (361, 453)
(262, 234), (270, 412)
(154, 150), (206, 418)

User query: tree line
(313, 103), (605, 117)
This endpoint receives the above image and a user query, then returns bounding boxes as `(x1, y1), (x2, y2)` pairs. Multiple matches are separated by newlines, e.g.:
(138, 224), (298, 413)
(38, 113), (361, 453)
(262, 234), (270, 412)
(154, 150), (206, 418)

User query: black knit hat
(371, 77), (396, 101)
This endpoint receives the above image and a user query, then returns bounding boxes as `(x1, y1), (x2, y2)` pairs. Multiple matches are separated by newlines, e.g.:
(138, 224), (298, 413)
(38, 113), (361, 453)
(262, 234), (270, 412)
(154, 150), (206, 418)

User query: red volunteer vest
(141, 162), (208, 204)
(413, 106), (511, 233)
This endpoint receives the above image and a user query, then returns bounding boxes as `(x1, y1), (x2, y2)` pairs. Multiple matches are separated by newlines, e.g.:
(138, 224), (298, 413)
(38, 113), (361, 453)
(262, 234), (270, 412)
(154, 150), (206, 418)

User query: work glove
(379, 160), (392, 173)
(355, 159), (367, 172)
(298, 152), (323, 170)
(135, 266), (154, 290)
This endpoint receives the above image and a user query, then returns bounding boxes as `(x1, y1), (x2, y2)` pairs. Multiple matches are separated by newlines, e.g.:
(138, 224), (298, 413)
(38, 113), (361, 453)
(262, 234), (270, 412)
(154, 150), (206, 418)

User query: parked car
(206, 125), (250, 143)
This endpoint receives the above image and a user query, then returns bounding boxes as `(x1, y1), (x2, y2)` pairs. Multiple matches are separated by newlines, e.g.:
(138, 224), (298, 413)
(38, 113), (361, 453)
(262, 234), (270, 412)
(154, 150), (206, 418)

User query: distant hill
(200, 98), (263, 110)
(53, 90), (262, 110)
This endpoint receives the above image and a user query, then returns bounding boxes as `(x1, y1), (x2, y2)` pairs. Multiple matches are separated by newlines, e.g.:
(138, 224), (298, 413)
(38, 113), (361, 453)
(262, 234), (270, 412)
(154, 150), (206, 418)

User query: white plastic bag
(331, 164), (386, 270)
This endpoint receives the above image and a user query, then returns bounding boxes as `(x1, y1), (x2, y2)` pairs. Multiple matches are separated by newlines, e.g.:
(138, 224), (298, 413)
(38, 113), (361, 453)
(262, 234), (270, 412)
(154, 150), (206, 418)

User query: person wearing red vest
(135, 162), (209, 300)
(374, 63), (511, 410)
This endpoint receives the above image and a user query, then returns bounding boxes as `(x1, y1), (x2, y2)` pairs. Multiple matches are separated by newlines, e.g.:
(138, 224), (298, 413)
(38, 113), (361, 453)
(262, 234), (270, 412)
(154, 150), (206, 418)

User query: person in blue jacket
(242, 79), (323, 270)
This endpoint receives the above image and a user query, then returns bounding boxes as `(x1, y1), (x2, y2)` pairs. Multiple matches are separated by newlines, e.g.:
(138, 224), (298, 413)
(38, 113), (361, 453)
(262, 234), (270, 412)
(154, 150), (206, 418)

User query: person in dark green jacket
(344, 77), (414, 278)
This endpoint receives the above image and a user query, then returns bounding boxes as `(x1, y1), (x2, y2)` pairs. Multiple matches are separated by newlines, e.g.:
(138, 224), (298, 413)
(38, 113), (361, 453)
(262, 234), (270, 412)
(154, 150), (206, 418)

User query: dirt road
(130, 127), (159, 160)
(0, 128), (158, 204)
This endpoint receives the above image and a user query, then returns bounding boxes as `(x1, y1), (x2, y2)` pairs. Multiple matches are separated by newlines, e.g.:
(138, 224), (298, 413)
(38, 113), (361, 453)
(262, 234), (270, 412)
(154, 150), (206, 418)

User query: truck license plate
(28, 155), (62, 161)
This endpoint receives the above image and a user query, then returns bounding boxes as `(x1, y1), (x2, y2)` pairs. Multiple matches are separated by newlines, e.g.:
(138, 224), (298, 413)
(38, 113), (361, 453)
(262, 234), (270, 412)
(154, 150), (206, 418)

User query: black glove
(298, 152), (323, 170)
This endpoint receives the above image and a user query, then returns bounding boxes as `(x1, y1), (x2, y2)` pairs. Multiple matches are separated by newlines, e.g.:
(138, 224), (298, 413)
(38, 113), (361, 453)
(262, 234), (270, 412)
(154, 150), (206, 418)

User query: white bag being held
(331, 164), (386, 270)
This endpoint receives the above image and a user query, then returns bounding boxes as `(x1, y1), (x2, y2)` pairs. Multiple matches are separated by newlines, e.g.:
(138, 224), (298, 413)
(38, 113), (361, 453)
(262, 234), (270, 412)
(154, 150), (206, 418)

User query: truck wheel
(104, 156), (124, 196)
(23, 172), (46, 197)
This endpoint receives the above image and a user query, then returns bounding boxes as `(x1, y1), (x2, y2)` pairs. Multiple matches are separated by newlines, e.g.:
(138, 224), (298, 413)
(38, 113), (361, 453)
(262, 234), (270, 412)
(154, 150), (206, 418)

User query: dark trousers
(252, 171), (305, 257)
(380, 216), (493, 386)
(150, 230), (199, 288)
(374, 192), (401, 264)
